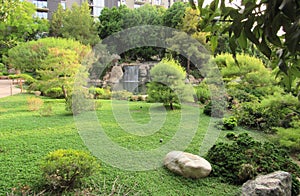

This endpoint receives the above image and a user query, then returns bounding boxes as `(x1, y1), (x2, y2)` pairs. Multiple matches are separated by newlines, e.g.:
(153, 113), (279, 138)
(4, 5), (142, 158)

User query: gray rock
(242, 171), (292, 196)
(164, 151), (212, 179)
(109, 66), (123, 84)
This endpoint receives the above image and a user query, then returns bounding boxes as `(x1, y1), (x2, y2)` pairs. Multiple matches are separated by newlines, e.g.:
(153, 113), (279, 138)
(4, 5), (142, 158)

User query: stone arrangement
(241, 171), (292, 196)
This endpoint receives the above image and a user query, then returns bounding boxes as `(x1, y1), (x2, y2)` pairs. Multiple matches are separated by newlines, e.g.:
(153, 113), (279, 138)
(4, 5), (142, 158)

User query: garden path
(0, 79), (21, 98)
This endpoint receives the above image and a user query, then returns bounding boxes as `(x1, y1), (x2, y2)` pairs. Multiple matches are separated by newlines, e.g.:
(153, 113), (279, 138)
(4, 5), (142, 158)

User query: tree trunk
(62, 85), (68, 99)
(170, 102), (174, 110)
(187, 56), (190, 73)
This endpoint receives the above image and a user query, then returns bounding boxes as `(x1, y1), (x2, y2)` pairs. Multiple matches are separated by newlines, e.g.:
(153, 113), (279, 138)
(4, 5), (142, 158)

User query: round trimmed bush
(40, 149), (100, 191)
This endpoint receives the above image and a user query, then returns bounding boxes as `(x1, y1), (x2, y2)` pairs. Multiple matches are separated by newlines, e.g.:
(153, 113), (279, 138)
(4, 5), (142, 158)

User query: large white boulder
(164, 151), (212, 179)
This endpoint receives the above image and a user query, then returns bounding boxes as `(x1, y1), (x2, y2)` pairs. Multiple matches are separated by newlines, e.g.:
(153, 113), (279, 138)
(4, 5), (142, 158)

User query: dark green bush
(222, 116), (237, 130)
(40, 149), (100, 191)
(205, 133), (300, 195)
(44, 87), (64, 98)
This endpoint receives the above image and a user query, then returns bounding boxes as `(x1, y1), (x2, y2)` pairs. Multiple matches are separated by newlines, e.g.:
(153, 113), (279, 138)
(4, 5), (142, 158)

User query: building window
(36, 12), (48, 19)
(33, 0), (47, 9)
(61, 1), (66, 9)
(154, 0), (161, 5)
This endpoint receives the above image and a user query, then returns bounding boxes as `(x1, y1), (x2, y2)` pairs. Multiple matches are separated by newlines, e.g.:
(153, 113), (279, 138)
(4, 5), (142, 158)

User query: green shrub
(65, 88), (95, 115)
(205, 133), (300, 195)
(112, 90), (133, 100)
(235, 93), (300, 132)
(203, 100), (226, 118)
(214, 53), (281, 100)
(194, 82), (210, 104)
(222, 116), (237, 130)
(147, 58), (194, 110)
(271, 127), (300, 154)
(40, 149), (100, 191)
(44, 87), (64, 98)
(89, 87), (105, 99)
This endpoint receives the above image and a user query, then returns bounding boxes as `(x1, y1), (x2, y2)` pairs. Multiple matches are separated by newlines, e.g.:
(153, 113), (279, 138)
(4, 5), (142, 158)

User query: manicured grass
(0, 94), (268, 195)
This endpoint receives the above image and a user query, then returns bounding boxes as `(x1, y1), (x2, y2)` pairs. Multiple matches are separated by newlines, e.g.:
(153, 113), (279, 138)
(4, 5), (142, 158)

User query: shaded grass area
(0, 94), (269, 195)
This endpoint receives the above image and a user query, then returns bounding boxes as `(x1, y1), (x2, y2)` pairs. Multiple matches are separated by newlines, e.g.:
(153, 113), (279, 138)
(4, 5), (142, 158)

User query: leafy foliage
(206, 133), (300, 195)
(44, 87), (64, 98)
(40, 149), (100, 191)
(234, 93), (300, 132)
(271, 127), (300, 154)
(50, 2), (100, 46)
(0, 0), (49, 63)
(190, 0), (300, 99)
(214, 54), (281, 100)
(5, 37), (90, 96)
(222, 116), (237, 130)
(163, 2), (187, 29)
(194, 81), (210, 104)
(147, 58), (193, 110)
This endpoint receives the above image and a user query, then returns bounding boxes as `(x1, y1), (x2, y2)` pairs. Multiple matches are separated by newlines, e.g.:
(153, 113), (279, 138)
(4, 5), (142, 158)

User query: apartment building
(27, 0), (109, 19)
(119, 0), (189, 9)
(27, 0), (189, 19)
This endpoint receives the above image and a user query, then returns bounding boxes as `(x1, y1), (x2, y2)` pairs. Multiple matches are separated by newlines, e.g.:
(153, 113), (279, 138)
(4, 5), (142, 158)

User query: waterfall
(123, 66), (139, 92)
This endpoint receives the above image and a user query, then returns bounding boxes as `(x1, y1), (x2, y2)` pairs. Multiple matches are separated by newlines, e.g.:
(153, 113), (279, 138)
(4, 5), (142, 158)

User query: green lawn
(0, 94), (268, 195)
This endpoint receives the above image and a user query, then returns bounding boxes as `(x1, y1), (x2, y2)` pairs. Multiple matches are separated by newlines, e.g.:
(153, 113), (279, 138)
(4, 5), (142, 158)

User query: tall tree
(0, 0), (49, 63)
(49, 4), (65, 37)
(50, 2), (100, 46)
(147, 58), (193, 110)
(163, 2), (187, 29)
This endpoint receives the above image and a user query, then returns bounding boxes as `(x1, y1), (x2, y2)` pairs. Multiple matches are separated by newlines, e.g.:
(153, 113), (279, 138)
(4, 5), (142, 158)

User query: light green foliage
(214, 53), (280, 99)
(88, 86), (111, 99)
(49, 4), (64, 37)
(40, 149), (100, 191)
(222, 116), (238, 130)
(5, 37), (90, 96)
(147, 58), (193, 110)
(50, 2), (100, 46)
(37, 48), (82, 95)
(0, 0), (49, 62)
(44, 87), (64, 98)
(181, 7), (200, 35)
(272, 127), (300, 154)
(194, 81), (210, 104)
(163, 2), (187, 29)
